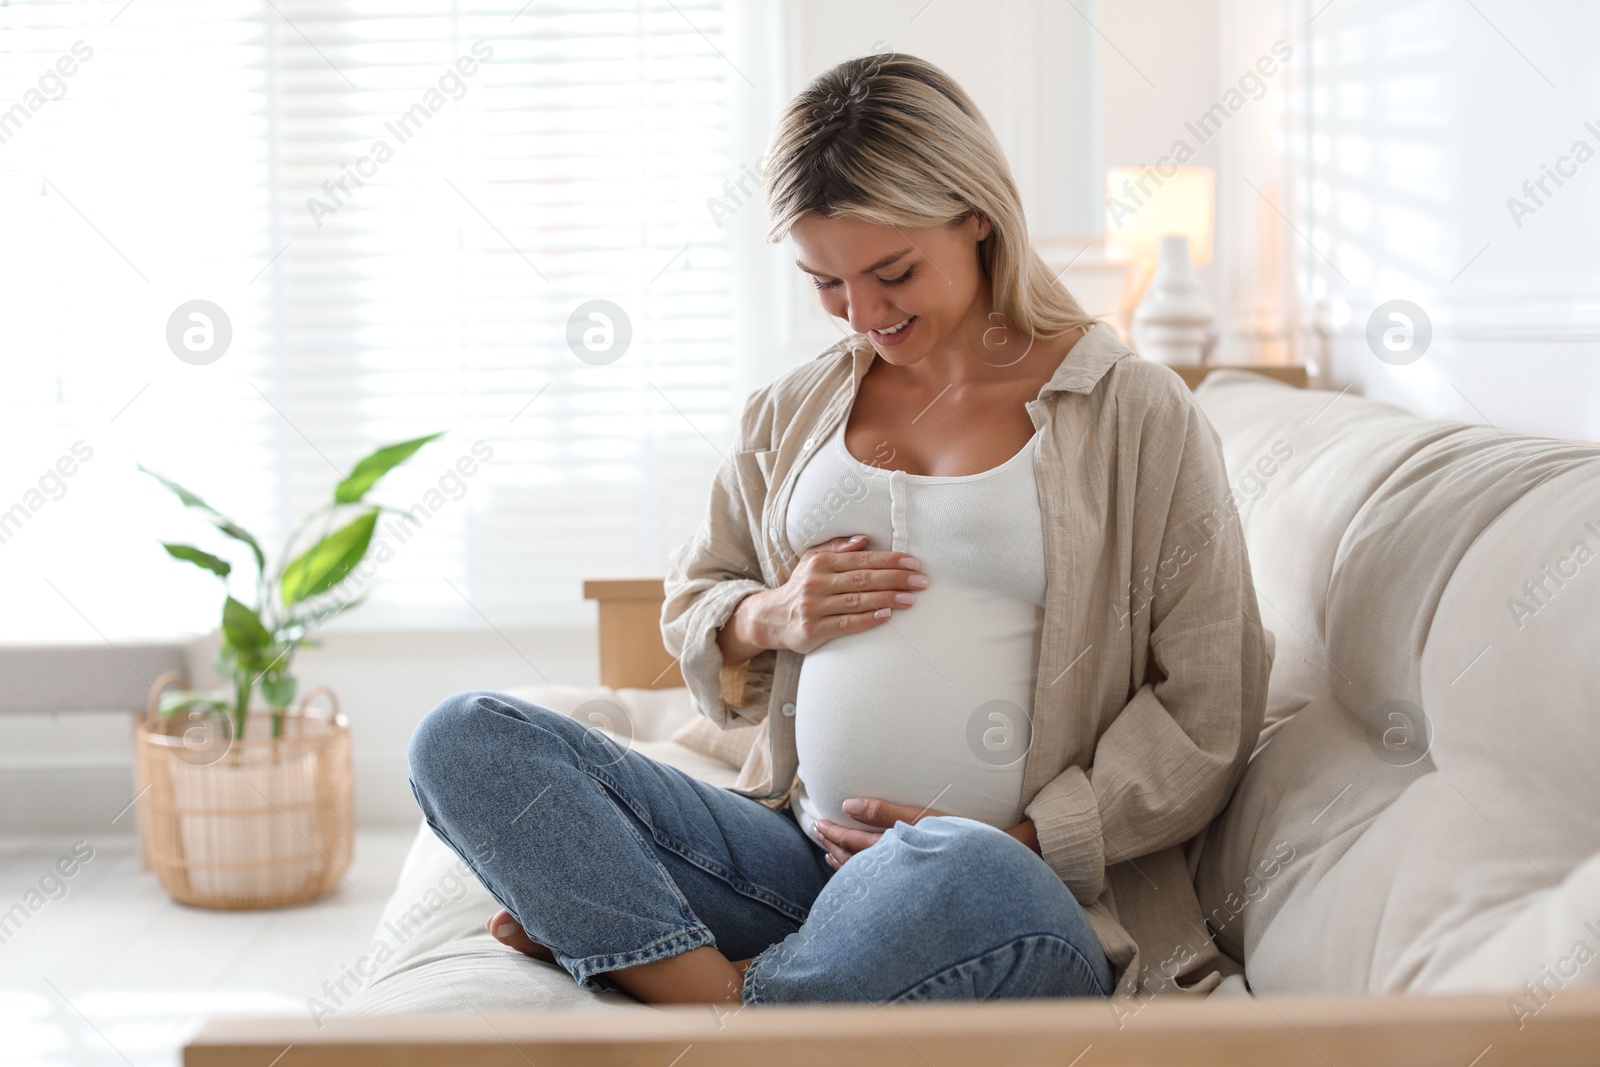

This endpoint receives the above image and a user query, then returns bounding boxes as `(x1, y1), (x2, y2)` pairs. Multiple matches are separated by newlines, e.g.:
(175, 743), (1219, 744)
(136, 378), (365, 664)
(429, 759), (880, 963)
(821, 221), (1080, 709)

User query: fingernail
(842, 798), (865, 815)
(494, 920), (518, 939)
(899, 556), (920, 570)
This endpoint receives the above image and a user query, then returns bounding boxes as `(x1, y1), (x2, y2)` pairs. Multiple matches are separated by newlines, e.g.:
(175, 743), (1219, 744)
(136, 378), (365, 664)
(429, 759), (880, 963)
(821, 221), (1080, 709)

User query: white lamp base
(1132, 235), (1216, 366)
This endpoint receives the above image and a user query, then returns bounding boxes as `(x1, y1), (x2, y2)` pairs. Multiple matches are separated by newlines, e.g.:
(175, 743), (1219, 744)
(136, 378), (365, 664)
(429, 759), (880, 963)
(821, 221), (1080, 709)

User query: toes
(486, 910), (555, 962)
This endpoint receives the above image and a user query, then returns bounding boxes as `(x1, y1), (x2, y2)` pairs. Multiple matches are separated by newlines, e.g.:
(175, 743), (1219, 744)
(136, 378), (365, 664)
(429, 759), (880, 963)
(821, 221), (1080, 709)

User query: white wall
(1096, 0), (1309, 363)
(1223, 0), (1600, 439)
(1097, 0), (1225, 327)
(1097, 0), (1600, 441)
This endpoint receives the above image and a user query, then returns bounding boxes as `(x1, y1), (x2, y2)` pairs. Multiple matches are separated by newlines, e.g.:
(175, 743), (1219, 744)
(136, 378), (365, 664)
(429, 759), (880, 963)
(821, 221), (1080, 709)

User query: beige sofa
(189, 368), (1600, 1064)
(1192, 371), (1600, 997)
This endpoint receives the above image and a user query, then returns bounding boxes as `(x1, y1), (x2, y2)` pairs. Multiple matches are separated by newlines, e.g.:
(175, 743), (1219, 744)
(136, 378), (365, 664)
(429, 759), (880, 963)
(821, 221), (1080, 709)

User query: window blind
(0, 0), (740, 641)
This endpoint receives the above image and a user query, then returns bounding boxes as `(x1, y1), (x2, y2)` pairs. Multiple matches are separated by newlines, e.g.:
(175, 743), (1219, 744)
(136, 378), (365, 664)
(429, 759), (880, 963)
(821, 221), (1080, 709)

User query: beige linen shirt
(660, 323), (1272, 1000)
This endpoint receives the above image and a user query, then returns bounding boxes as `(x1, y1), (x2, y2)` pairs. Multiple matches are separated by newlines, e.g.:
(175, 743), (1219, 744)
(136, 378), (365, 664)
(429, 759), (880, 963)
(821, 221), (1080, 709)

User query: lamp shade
(1105, 165), (1214, 267)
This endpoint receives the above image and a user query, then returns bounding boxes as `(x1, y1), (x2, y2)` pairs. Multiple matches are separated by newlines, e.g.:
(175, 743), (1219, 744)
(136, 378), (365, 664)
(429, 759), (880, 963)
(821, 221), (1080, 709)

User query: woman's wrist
(717, 589), (773, 665)
(1006, 817), (1041, 855)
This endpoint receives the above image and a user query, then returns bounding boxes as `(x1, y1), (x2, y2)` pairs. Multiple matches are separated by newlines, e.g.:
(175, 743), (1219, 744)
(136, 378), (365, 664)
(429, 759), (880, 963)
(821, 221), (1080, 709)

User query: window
(0, 0), (743, 641)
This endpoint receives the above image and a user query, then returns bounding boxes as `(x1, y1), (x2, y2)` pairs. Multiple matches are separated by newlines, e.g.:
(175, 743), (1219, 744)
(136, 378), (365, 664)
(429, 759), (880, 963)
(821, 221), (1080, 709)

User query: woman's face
(789, 211), (991, 366)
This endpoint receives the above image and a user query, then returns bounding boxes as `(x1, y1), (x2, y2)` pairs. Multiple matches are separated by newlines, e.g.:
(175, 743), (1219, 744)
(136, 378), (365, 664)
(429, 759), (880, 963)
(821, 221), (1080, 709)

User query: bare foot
(486, 909), (556, 965)
(487, 910), (758, 1004)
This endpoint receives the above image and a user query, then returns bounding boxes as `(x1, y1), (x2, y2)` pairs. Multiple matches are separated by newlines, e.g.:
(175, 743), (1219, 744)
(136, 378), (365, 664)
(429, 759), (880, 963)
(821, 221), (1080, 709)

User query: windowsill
(0, 620), (605, 715)
(0, 609), (602, 648)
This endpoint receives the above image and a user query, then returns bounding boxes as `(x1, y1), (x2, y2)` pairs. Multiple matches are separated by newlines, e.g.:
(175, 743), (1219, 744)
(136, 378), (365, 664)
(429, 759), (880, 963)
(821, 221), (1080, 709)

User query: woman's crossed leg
(407, 690), (1112, 1005)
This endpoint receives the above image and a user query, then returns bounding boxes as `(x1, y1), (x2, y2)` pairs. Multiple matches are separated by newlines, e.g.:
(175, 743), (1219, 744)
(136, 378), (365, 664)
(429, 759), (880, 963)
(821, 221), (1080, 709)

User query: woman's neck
(874, 312), (1084, 394)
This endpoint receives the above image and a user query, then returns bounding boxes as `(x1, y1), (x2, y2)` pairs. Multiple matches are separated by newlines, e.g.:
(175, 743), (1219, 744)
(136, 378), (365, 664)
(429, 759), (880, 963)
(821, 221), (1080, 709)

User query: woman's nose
(843, 289), (892, 334)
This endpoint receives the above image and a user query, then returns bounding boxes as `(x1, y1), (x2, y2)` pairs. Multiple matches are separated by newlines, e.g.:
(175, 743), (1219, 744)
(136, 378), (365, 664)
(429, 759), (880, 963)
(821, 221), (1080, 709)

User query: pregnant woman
(409, 52), (1271, 1007)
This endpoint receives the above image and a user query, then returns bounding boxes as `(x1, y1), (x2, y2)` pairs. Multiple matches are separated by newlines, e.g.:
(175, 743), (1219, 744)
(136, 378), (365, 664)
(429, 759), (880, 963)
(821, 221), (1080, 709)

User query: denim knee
(407, 689), (499, 794)
(887, 815), (1031, 872)
(902, 817), (1110, 992)
(410, 688), (581, 803)
(743, 816), (1109, 1004)
(880, 816), (1084, 937)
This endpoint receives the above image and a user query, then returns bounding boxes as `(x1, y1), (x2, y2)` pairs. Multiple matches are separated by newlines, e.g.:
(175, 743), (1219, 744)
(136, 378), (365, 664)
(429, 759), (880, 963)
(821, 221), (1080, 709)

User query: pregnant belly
(791, 582), (1040, 848)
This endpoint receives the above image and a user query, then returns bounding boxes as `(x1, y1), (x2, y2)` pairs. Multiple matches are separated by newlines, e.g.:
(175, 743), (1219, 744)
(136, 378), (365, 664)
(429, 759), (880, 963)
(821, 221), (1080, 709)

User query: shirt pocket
(743, 447), (778, 481)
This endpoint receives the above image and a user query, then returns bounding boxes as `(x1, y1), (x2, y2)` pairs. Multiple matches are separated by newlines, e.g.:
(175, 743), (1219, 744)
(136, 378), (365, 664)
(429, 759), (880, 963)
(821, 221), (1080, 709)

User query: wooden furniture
(187, 363), (1600, 1064)
(184, 985), (1600, 1066)
(581, 577), (683, 689)
(1171, 363), (1308, 390)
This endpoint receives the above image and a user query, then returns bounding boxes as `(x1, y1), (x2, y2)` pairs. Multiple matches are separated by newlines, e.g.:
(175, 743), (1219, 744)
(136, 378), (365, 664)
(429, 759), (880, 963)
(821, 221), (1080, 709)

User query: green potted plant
(142, 432), (443, 738)
(134, 431), (443, 909)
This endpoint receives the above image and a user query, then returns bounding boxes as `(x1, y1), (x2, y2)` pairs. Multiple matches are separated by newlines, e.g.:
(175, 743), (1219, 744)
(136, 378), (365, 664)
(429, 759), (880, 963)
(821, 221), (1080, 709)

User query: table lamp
(1104, 165), (1216, 365)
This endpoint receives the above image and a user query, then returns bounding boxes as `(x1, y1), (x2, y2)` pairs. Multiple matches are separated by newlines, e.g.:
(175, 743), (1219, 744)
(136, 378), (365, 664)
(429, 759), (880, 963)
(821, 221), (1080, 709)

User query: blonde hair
(763, 52), (1095, 340)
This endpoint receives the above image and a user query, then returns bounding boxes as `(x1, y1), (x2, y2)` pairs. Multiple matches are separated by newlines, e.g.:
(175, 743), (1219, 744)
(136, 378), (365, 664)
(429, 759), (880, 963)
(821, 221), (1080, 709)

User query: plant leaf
(214, 519), (266, 572)
(141, 464), (265, 571)
(280, 508), (380, 604)
(335, 432), (445, 504)
(139, 465), (217, 514)
(158, 689), (230, 718)
(221, 596), (272, 652)
(161, 542), (231, 578)
(260, 674), (296, 709)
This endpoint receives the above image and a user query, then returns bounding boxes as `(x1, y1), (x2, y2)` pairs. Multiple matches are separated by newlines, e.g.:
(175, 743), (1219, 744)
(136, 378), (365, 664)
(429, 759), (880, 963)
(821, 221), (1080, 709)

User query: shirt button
(782, 702), (796, 717)
(802, 437), (814, 451)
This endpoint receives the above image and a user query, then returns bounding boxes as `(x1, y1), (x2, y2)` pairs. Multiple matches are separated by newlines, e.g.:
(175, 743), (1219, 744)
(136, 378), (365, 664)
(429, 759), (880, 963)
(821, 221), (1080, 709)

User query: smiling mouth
(873, 315), (914, 335)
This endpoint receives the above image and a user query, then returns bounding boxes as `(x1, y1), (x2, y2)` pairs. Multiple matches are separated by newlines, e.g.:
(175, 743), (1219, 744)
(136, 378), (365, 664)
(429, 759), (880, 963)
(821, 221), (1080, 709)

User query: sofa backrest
(1190, 369), (1600, 993)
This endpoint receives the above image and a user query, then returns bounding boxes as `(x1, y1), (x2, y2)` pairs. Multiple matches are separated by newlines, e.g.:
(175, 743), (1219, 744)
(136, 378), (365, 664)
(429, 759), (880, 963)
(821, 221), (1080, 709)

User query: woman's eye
(811, 278), (841, 291)
(879, 267), (915, 287)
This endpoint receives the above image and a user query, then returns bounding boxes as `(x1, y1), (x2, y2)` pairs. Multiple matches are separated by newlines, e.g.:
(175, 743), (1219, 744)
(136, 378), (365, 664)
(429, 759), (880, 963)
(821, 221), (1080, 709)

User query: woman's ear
(973, 210), (993, 242)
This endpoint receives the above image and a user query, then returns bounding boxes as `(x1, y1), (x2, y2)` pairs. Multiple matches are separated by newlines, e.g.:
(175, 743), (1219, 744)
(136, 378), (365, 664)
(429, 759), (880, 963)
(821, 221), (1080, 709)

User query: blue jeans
(407, 690), (1113, 1004)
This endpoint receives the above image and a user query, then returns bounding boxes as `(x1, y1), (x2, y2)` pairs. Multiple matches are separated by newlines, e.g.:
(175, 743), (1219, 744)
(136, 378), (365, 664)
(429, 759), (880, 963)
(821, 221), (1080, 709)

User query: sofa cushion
(1410, 463), (1600, 991)
(1191, 370), (1600, 994)
(670, 711), (763, 769)
(1326, 424), (1600, 724)
(1191, 371), (1443, 730)
(347, 688), (739, 1016)
(1192, 691), (1431, 980)
(499, 683), (701, 742)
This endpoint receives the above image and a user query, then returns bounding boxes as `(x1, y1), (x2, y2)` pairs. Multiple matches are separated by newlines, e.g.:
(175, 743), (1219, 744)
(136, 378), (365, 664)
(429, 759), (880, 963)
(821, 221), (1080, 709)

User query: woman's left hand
(814, 797), (948, 870)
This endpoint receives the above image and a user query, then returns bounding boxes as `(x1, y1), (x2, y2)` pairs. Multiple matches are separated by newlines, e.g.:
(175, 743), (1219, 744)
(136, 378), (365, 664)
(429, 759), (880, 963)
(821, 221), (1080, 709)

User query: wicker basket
(135, 671), (354, 909)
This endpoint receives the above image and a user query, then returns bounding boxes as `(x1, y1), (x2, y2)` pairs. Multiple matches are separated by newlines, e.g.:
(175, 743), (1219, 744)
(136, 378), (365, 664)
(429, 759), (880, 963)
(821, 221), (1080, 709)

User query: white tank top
(785, 415), (1047, 850)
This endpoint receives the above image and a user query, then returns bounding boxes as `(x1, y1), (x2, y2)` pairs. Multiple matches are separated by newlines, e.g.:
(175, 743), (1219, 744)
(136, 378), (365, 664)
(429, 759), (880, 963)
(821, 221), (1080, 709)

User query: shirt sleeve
(660, 400), (779, 729)
(1025, 387), (1272, 905)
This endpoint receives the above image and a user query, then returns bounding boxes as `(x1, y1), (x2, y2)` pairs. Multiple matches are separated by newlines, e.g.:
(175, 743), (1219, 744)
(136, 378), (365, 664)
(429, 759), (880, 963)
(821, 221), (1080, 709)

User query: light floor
(0, 827), (417, 1067)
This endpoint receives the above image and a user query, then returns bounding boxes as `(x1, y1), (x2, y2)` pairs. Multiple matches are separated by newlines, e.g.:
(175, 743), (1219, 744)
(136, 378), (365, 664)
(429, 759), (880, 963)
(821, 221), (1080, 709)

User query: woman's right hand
(756, 534), (929, 655)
